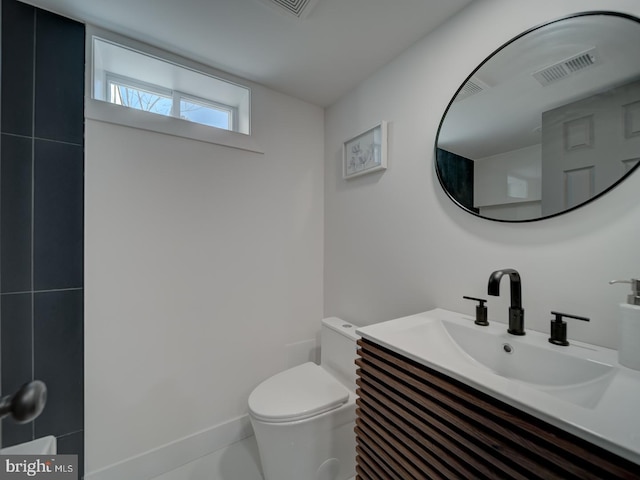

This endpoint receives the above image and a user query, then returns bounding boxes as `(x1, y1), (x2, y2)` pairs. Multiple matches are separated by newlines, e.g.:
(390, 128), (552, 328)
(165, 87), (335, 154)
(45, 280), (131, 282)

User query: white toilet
(248, 317), (360, 480)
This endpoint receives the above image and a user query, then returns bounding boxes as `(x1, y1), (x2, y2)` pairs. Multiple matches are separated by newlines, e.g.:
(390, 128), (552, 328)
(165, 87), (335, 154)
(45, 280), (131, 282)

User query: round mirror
(436, 12), (640, 222)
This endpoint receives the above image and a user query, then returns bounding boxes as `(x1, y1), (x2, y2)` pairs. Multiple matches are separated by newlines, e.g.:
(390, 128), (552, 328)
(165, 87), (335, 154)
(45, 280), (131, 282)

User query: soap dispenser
(610, 279), (640, 370)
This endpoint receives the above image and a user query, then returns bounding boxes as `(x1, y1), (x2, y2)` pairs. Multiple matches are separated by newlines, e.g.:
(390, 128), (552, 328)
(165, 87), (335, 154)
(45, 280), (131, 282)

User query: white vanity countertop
(356, 308), (640, 465)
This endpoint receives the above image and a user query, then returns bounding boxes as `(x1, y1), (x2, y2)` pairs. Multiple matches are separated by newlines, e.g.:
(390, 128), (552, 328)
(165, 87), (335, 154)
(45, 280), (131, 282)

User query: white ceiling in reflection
(438, 14), (640, 159)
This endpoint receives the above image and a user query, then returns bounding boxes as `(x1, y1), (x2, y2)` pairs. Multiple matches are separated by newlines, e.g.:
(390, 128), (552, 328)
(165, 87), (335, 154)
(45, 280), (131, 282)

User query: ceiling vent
(257, 0), (321, 19)
(532, 48), (599, 86)
(454, 77), (490, 102)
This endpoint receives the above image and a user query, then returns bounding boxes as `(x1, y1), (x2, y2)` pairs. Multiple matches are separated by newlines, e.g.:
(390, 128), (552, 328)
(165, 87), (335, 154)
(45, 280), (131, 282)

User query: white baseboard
(85, 415), (254, 480)
(149, 435), (263, 480)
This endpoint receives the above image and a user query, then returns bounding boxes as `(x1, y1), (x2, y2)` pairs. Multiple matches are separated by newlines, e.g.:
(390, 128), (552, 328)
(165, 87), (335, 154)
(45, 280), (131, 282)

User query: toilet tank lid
(248, 362), (349, 423)
(322, 317), (360, 341)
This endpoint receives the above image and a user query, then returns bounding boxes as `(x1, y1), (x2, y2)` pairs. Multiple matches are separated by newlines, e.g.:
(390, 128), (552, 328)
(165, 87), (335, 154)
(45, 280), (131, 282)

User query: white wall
(475, 144), (542, 221)
(325, 0), (640, 349)
(475, 144), (541, 208)
(85, 79), (324, 473)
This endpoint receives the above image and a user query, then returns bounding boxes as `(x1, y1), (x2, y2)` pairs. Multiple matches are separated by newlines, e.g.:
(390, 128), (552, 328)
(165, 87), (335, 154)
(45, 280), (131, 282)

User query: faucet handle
(548, 311), (590, 346)
(463, 296), (489, 326)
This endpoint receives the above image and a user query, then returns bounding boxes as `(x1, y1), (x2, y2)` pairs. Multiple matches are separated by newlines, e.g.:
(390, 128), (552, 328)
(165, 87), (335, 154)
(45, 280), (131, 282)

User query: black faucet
(487, 268), (525, 335)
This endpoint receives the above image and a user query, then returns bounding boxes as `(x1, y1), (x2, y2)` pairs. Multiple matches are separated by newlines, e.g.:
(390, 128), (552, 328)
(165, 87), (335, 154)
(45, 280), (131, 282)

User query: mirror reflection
(436, 13), (640, 222)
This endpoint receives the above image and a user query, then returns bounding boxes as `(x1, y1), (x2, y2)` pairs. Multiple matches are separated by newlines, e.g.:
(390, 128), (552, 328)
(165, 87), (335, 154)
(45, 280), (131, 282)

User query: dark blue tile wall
(34, 290), (84, 438)
(34, 9), (85, 145)
(1, 1), (84, 476)
(0, 293), (33, 446)
(0, 0), (34, 137)
(0, 134), (32, 292)
(56, 431), (85, 477)
(34, 140), (84, 291)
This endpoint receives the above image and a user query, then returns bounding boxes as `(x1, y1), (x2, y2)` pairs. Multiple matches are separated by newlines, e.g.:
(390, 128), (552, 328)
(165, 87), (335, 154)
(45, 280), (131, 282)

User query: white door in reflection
(541, 79), (640, 215)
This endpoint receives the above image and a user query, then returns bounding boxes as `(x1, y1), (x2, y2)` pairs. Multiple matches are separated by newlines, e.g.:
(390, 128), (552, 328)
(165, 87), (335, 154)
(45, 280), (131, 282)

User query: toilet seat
(248, 362), (349, 423)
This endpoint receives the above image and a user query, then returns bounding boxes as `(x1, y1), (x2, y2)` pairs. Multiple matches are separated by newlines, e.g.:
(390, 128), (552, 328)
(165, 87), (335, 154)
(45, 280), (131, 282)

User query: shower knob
(0, 380), (47, 423)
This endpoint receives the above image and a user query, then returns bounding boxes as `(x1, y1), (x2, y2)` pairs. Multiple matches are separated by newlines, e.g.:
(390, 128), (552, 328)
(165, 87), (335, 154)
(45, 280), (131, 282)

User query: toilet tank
(320, 317), (360, 389)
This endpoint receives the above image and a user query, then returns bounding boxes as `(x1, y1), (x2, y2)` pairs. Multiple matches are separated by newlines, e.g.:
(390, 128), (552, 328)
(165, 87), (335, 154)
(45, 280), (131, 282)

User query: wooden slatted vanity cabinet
(354, 338), (640, 480)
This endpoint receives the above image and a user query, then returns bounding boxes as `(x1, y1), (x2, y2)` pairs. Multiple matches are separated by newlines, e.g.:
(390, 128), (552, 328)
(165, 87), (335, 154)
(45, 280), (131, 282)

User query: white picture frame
(343, 121), (387, 179)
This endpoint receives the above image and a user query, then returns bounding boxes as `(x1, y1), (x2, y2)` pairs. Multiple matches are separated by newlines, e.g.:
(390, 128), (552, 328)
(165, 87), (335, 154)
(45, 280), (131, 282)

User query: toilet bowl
(248, 317), (360, 480)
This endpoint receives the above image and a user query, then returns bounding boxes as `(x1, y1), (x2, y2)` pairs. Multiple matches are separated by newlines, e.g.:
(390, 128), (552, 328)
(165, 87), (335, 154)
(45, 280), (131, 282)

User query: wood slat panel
(356, 433), (410, 480)
(357, 379), (533, 480)
(357, 421), (427, 479)
(357, 347), (586, 477)
(357, 363), (558, 479)
(362, 341), (640, 479)
(358, 339), (637, 479)
(355, 445), (389, 480)
(357, 413), (447, 479)
(357, 404), (459, 479)
(355, 455), (384, 480)
(355, 338), (640, 480)
(357, 391), (510, 480)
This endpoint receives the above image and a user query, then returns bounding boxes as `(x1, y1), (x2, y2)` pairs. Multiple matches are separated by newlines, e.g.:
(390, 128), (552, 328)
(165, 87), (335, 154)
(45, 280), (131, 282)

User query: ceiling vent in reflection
(454, 77), (490, 102)
(257, 0), (321, 18)
(532, 48), (599, 86)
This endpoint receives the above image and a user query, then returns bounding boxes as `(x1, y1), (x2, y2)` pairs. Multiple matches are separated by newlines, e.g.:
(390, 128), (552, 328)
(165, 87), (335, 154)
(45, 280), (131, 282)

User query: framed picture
(343, 121), (387, 179)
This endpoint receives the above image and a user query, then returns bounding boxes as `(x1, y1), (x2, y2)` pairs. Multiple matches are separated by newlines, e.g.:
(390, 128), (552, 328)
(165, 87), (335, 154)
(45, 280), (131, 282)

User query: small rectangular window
(179, 96), (233, 130)
(108, 76), (173, 116)
(91, 36), (250, 135)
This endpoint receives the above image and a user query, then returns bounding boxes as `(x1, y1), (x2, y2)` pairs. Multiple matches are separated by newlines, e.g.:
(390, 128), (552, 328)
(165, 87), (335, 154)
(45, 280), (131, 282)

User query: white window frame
(85, 25), (262, 154)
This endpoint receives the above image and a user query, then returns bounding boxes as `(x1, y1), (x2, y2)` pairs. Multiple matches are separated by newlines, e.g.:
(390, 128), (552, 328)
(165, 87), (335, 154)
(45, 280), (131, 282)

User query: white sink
(440, 317), (616, 407)
(356, 308), (640, 465)
(441, 319), (613, 384)
(1, 436), (57, 455)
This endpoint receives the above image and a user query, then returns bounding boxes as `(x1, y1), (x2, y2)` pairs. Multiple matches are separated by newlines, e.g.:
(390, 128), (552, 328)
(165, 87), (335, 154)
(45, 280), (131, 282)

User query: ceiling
(20, 0), (474, 107)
